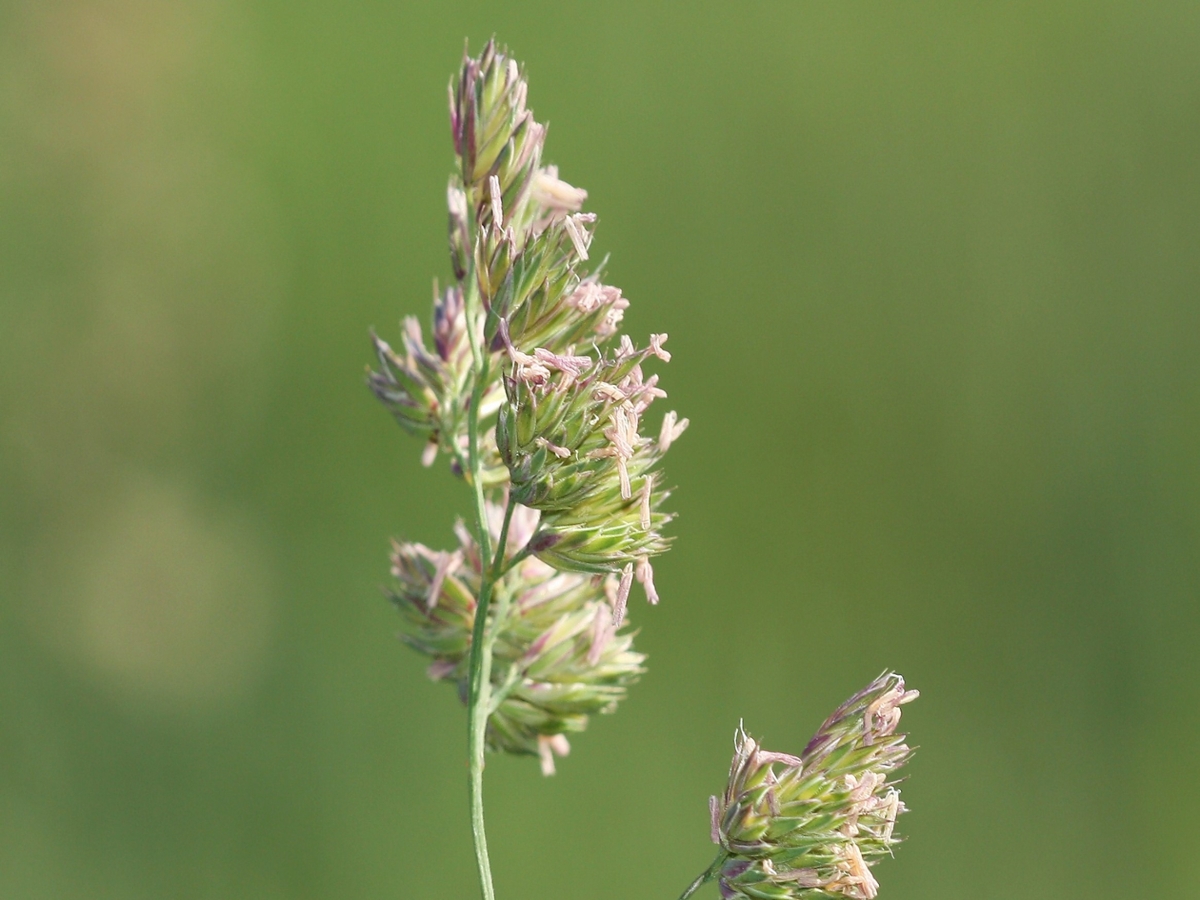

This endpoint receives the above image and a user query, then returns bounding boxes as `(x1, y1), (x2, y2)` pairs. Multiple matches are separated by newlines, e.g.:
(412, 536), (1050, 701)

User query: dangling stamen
(649, 333), (671, 361)
(533, 347), (592, 377)
(881, 789), (901, 843)
(592, 382), (627, 403)
(613, 562), (634, 626)
(587, 603), (614, 665)
(604, 404), (637, 499)
(658, 410), (690, 454)
(531, 165), (588, 215)
(639, 477), (653, 529)
(563, 213), (595, 260)
(636, 556), (659, 605)
(537, 733), (570, 777)
(427, 550), (461, 610)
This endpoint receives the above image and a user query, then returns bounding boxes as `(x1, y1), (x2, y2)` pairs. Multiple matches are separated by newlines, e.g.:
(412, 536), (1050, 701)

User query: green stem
(497, 545), (532, 579)
(487, 663), (521, 716)
(678, 853), (727, 900)
(490, 496), (516, 582)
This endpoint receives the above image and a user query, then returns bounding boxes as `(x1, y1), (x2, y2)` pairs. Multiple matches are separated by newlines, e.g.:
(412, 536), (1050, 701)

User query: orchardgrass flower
(370, 40), (685, 776)
(710, 673), (918, 900)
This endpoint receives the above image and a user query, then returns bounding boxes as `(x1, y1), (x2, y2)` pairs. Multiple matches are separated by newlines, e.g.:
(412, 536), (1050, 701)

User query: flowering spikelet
(387, 501), (645, 770)
(711, 673), (918, 900)
(494, 332), (683, 578)
(368, 284), (505, 470)
(480, 221), (627, 352)
(450, 41), (544, 235)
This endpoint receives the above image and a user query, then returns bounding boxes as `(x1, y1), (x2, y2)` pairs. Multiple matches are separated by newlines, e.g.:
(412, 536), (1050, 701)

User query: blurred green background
(2, 1), (1198, 898)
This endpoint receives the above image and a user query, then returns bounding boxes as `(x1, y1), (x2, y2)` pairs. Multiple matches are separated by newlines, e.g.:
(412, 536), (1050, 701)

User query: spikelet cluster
(711, 674), (918, 900)
(388, 501), (644, 772)
(369, 284), (505, 477)
(498, 334), (686, 599)
(369, 40), (685, 771)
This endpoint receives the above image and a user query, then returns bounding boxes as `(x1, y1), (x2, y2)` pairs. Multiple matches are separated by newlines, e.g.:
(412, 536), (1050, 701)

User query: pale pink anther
(535, 436), (571, 459)
(658, 410), (690, 454)
(709, 795), (721, 844)
(515, 357), (552, 387)
(592, 382), (626, 403)
(881, 789), (901, 842)
(636, 556), (659, 604)
(421, 441), (438, 467)
(758, 750), (803, 769)
(600, 308), (626, 338)
(537, 734), (571, 776)
(447, 183), (468, 220)
(507, 343), (536, 366)
(619, 363), (643, 390)
(837, 843), (879, 900)
(533, 347), (592, 376)
(863, 680), (920, 745)
(649, 333), (671, 361)
(563, 213), (595, 261)
(603, 573), (619, 606)
(587, 603), (613, 665)
(607, 406), (635, 455)
(775, 870), (824, 888)
(569, 282), (602, 312)
(631, 375), (668, 414)
(639, 477), (653, 529)
(604, 405), (638, 499)
(613, 563), (634, 626)
(766, 786), (780, 816)
(532, 165), (588, 215)
(427, 550), (461, 610)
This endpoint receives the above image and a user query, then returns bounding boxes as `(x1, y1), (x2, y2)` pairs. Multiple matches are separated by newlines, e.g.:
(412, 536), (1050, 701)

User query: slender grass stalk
(678, 853), (727, 900)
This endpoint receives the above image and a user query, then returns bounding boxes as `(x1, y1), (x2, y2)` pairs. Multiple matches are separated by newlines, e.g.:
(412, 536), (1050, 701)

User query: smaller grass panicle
(710, 676), (916, 900)
(710, 673), (918, 900)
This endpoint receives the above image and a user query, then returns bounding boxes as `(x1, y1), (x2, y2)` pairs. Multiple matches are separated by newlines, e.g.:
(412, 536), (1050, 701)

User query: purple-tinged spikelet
(387, 501), (645, 770)
(711, 673), (918, 900)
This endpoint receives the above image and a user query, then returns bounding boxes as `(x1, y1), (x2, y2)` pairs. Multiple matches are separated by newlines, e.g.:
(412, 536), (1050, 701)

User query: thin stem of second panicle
(677, 853), (727, 900)
(491, 496), (517, 582)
